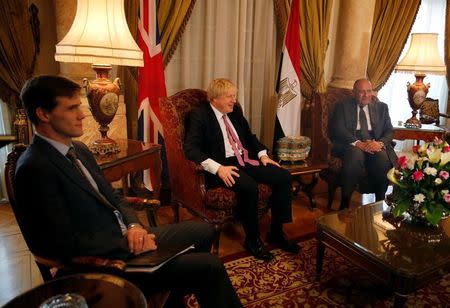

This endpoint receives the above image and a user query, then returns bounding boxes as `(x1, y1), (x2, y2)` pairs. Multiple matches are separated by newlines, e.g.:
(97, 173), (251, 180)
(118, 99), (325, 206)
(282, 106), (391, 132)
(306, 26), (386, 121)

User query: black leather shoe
(244, 237), (274, 261)
(267, 232), (300, 254)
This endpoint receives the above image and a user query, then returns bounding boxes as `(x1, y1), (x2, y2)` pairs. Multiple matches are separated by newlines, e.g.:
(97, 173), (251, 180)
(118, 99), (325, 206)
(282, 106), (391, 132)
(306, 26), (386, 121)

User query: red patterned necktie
(222, 114), (259, 166)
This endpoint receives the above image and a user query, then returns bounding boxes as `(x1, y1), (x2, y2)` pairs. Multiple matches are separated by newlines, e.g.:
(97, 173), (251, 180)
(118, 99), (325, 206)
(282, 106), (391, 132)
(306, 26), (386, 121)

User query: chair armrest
(126, 196), (161, 227)
(126, 196), (161, 211)
(34, 254), (127, 273)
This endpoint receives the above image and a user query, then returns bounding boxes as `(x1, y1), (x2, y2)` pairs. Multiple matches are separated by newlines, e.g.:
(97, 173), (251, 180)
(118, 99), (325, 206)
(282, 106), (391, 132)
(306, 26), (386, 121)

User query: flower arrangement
(387, 138), (450, 226)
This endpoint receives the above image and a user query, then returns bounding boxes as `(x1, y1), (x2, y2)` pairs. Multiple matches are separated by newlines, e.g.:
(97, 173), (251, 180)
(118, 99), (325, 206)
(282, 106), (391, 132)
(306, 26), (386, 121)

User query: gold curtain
(446, 0), (450, 114)
(0, 1), (39, 106)
(158, 0), (197, 66)
(299, 0), (333, 99)
(367, 0), (421, 91)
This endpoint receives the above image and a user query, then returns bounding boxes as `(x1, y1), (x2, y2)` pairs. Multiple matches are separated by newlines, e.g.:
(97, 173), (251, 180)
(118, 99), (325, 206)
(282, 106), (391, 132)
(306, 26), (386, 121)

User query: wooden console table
(282, 159), (328, 209)
(94, 139), (162, 197)
(393, 123), (445, 144)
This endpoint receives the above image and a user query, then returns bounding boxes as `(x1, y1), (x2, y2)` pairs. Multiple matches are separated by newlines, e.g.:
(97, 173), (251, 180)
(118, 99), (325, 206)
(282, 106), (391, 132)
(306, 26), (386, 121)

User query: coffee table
(316, 201), (450, 307)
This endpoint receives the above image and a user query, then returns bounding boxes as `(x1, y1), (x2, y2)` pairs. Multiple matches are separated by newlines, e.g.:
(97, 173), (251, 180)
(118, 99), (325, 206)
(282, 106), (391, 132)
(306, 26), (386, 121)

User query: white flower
(442, 190), (449, 195)
(440, 152), (450, 166)
(423, 166), (437, 176)
(435, 178), (443, 185)
(413, 193), (426, 204)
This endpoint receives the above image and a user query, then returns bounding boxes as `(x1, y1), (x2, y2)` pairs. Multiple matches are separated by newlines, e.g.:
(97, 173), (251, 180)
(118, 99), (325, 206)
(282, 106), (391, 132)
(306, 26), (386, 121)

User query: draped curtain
(367, 0), (421, 91)
(165, 0), (277, 147)
(0, 1), (39, 107)
(121, 0), (196, 138)
(158, 0), (197, 66)
(299, 0), (333, 100)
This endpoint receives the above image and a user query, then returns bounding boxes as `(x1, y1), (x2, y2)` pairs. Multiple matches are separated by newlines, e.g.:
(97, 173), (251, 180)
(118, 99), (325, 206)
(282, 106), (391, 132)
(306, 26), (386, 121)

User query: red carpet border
(187, 238), (450, 307)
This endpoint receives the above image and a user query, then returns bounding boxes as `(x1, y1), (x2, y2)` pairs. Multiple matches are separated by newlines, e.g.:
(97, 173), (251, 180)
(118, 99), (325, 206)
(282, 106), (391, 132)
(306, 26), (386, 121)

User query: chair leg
(172, 202), (180, 223)
(327, 180), (337, 210)
(212, 223), (222, 256)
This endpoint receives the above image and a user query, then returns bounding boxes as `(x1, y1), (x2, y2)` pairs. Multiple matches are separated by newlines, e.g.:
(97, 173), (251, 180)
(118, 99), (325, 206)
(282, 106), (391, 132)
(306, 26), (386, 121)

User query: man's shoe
(267, 232), (300, 254)
(244, 237), (274, 261)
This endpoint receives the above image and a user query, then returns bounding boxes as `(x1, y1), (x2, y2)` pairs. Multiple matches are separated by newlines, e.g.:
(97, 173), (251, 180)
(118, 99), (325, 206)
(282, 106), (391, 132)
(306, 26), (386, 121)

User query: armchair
(4, 143), (168, 307)
(159, 89), (272, 254)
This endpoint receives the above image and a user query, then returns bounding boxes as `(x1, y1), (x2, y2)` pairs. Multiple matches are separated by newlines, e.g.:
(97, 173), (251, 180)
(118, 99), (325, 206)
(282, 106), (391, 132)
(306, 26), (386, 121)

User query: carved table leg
(293, 173), (319, 209)
(316, 236), (325, 281)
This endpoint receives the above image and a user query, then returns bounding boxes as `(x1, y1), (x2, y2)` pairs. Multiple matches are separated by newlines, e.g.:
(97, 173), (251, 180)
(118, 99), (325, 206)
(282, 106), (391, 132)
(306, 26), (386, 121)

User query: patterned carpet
(187, 237), (450, 307)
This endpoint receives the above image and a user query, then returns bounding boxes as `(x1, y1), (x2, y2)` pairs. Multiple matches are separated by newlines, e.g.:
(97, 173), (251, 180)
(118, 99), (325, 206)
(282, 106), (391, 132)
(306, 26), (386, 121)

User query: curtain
(0, 101), (13, 201)
(0, 1), (39, 107)
(165, 0), (277, 147)
(158, 0), (197, 66)
(299, 0), (333, 99)
(378, 0), (448, 125)
(367, 0), (421, 91)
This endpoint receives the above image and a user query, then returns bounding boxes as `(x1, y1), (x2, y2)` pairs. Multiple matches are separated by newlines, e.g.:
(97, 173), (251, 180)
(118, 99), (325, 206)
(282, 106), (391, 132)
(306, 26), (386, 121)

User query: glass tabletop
(316, 201), (450, 274)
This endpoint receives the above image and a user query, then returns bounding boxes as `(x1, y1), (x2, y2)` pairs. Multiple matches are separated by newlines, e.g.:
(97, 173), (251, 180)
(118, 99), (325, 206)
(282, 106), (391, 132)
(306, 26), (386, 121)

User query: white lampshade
(395, 33), (446, 75)
(55, 0), (143, 67)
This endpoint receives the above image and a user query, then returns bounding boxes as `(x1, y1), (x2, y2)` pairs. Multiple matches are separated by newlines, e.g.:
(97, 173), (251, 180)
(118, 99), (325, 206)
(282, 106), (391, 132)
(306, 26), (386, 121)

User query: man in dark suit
(329, 78), (397, 210)
(14, 75), (242, 308)
(184, 78), (299, 261)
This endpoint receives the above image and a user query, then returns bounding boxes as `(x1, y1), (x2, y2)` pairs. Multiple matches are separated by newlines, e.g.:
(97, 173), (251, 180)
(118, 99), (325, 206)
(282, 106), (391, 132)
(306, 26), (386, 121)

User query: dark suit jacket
(184, 102), (266, 165)
(328, 96), (397, 165)
(13, 136), (139, 261)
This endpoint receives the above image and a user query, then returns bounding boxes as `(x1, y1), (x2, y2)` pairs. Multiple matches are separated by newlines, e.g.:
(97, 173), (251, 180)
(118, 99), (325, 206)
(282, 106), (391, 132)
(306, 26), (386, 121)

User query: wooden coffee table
(316, 201), (450, 307)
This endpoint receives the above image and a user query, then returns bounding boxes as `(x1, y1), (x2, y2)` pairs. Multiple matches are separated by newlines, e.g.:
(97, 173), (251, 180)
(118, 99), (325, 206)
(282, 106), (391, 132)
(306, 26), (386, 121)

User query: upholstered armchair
(4, 143), (168, 308)
(159, 89), (272, 254)
(319, 90), (383, 209)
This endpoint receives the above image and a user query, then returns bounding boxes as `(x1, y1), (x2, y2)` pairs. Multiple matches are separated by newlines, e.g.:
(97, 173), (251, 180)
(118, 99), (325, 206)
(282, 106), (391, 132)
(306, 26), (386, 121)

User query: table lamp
(55, 0), (143, 154)
(394, 33), (446, 128)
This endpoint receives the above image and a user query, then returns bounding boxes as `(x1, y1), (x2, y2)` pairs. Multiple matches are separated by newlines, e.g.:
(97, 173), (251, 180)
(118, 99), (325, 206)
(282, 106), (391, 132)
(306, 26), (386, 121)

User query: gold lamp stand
(82, 64), (121, 155)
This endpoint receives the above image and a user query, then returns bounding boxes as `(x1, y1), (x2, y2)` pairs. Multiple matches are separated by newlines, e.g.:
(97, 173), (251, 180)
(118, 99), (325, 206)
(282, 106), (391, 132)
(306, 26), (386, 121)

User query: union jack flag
(137, 0), (167, 190)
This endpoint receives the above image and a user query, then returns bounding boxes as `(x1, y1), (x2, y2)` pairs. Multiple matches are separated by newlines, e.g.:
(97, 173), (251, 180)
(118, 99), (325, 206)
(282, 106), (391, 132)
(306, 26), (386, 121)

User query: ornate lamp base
(404, 73), (430, 129)
(83, 64), (121, 155)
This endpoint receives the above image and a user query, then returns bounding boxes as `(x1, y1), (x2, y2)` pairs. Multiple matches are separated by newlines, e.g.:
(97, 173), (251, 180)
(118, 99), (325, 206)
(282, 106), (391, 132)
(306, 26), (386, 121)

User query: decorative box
(275, 136), (311, 162)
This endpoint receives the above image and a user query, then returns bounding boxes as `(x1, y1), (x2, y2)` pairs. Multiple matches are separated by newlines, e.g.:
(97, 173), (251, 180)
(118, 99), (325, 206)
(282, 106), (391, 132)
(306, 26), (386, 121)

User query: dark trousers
(206, 158), (293, 240)
(125, 221), (242, 308)
(340, 146), (392, 208)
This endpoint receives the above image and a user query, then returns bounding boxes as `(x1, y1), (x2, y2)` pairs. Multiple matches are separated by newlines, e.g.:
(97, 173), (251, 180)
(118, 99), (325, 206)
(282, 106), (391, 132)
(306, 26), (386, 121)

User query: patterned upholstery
(319, 89), (375, 209)
(159, 89), (272, 254)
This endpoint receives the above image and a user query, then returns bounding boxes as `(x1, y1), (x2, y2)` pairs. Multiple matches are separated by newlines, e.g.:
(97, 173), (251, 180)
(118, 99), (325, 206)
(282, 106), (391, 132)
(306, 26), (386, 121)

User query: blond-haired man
(184, 78), (299, 261)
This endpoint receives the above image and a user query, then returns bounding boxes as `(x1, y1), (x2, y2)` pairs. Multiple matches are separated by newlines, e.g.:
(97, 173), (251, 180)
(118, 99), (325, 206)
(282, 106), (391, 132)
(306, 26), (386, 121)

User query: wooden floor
(0, 180), (374, 306)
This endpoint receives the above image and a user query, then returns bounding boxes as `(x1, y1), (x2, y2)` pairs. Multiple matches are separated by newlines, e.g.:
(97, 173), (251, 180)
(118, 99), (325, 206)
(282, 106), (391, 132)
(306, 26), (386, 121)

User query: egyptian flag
(274, 0), (301, 145)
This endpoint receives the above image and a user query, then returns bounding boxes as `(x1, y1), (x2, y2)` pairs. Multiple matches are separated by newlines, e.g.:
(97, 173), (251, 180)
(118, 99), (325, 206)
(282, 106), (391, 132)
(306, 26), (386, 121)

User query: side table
(94, 139), (162, 197)
(393, 123), (445, 144)
(282, 159), (328, 209)
(2, 273), (146, 308)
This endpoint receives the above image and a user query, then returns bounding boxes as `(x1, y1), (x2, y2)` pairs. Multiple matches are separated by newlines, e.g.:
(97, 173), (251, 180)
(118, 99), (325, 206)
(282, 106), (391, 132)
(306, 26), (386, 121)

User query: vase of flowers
(387, 138), (450, 226)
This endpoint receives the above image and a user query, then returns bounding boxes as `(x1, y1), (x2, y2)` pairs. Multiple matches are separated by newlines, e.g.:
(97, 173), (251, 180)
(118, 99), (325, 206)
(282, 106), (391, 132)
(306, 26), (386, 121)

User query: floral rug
(187, 237), (450, 307)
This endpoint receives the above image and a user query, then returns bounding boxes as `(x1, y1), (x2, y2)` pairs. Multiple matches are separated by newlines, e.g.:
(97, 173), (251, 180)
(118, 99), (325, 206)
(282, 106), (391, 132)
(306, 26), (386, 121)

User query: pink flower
(440, 171), (449, 180)
(397, 156), (408, 169)
(444, 193), (450, 203)
(443, 146), (450, 153)
(412, 170), (424, 182)
(412, 145), (420, 153)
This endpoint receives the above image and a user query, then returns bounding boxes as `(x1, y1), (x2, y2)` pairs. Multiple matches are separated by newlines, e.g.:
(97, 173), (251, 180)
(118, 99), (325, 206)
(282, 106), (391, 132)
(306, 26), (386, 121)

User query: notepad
(125, 244), (195, 273)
